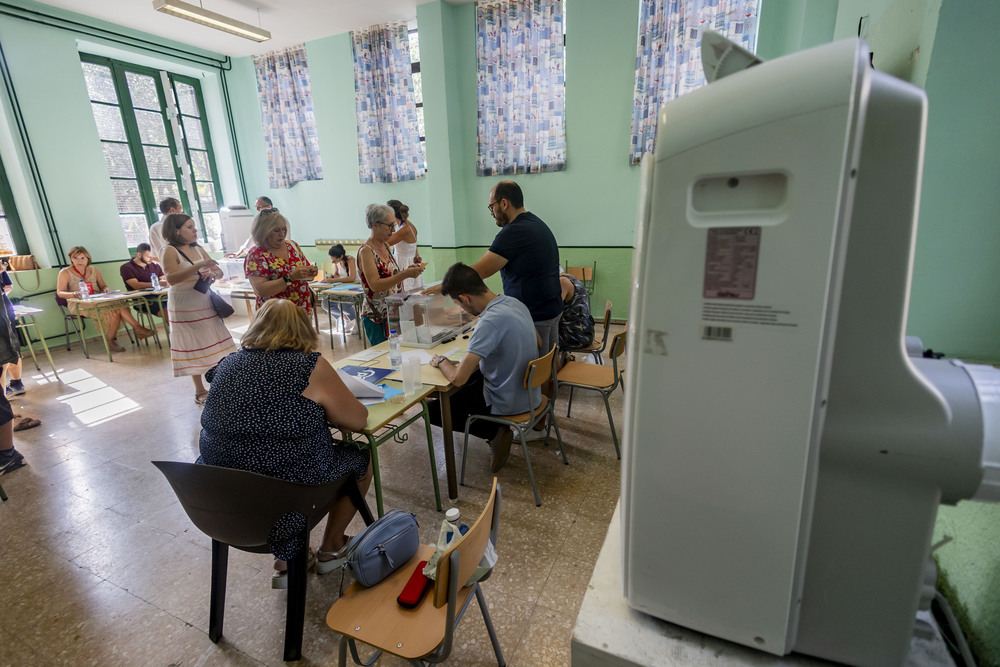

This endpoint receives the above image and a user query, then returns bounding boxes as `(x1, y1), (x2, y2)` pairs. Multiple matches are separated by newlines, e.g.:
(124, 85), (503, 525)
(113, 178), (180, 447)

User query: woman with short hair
(55, 245), (153, 353)
(244, 209), (318, 314)
(197, 298), (373, 587)
(357, 204), (425, 345)
(160, 214), (237, 405)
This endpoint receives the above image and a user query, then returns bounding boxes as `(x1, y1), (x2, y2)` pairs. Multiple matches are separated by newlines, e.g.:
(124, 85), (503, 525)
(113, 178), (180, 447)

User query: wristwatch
(281, 274), (291, 284)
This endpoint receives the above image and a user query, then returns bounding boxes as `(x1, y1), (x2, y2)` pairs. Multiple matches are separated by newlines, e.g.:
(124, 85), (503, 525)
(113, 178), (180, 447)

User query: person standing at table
(120, 243), (168, 317)
(148, 197), (182, 262)
(321, 244), (358, 331)
(357, 204), (425, 345)
(386, 199), (423, 292)
(161, 214), (236, 406)
(244, 208), (318, 315)
(1, 262), (25, 398)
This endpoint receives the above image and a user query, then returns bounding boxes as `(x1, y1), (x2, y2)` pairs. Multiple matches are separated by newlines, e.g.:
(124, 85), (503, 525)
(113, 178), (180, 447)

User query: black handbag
(177, 246), (233, 319)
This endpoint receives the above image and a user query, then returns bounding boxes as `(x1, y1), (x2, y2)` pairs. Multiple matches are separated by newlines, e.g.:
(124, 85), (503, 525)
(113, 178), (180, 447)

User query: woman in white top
(387, 200), (424, 292)
(320, 244), (358, 330)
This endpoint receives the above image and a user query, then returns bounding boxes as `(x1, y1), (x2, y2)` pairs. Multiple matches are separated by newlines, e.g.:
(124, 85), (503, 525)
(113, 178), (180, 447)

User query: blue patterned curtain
(630, 0), (759, 165)
(351, 22), (426, 184)
(253, 45), (324, 189)
(476, 0), (566, 176)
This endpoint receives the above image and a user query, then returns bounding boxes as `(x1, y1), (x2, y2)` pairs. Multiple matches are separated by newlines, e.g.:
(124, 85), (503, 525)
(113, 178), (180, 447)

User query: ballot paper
(336, 370), (386, 399)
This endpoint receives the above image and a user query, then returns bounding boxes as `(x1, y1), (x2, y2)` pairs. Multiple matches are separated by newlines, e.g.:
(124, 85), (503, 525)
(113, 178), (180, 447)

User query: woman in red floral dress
(244, 209), (318, 315)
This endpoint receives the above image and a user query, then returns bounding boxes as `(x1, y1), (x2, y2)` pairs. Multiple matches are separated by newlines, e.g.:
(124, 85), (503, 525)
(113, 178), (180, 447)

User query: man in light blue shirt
(429, 263), (541, 472)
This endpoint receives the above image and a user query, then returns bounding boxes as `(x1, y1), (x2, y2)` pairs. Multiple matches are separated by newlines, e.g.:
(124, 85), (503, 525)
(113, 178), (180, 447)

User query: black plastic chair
(151, 461), (375, 662)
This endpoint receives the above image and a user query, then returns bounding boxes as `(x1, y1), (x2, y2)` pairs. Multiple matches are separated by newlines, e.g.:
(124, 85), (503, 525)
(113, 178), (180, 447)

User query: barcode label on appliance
(702, 326), (733, 341)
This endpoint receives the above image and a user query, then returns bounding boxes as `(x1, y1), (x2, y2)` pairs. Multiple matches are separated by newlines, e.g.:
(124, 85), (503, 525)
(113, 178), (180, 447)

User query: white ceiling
(34, 0), (474, 58)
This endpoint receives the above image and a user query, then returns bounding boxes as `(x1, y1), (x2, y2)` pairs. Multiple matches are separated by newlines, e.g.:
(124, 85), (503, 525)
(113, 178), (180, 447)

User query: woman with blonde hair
(244, 208), (318, 314)
(197, 298), (373, 587)
(55, 245), (154, 353)
(160, 213), (237, 405)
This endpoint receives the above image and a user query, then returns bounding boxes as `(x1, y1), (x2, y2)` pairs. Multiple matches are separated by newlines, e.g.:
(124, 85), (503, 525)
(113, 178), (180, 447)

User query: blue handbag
(341, 509), (419, 588)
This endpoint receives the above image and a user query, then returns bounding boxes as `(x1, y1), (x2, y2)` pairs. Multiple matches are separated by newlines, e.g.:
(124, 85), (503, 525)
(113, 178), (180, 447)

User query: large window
(0, 155), (27, 256)
(407, 21), (425, 149)
(80, 54), (224, 248)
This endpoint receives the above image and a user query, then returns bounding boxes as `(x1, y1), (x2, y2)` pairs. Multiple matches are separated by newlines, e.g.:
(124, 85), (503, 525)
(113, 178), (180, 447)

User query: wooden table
(67, 292), (160, 362)
(334, 334), (473, 502)
(318, 284), (366, 349)
(224, 281), (325, 332)
(11, 304), (60, 381)
(340, 380), (441, 517)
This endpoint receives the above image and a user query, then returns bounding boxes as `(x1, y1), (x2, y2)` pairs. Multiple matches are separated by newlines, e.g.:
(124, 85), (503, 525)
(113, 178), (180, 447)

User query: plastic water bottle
(444, 508), (469, 543)
(78, 280), (90, 300)
(150, 273), (160, 290)
(388, 328), (402, 371)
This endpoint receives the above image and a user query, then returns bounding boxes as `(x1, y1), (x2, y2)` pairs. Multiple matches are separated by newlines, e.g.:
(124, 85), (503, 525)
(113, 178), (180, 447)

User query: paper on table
(336, 369), (386, 399)
(401, 349), (434, 364)
(348, 348), (387, 362)
(359, 384), (404, 406)
(440, 347), (465, 362)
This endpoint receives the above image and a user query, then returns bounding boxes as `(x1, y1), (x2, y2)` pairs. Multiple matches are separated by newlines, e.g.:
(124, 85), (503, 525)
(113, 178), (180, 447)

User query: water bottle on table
(150, 273), (160, 289)
(388, 301), (402, 371)
(78, 280), (90, 300)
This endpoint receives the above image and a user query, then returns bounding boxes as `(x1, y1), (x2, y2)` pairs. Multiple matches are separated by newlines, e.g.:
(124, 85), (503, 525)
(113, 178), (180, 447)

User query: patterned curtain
(476, 0), (566, 176)
(253, 45), (324, 189)
(351, 22), (426, 184)
(630, 0), (759, 165)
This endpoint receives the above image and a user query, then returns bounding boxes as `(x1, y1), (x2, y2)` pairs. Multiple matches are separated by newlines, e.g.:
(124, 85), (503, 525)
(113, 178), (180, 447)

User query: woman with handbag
(55, 246), (154, 353)
(197, 298), (373, 587)
(161, 214), (237, 405)
(244, 208), (318, 315)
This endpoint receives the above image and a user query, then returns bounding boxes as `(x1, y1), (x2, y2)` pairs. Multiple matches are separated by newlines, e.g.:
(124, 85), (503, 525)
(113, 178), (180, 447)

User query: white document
(348, 348), (387, 363)
(401, 349), (434, 364)
(335, 370), (386, 399)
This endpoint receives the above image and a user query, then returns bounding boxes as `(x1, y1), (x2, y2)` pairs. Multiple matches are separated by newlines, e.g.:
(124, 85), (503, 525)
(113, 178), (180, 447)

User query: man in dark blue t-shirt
(468, 181), (562, 354)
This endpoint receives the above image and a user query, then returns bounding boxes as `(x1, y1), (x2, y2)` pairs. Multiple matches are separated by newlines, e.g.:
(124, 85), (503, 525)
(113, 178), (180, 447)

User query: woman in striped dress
(161, 214), (237, 405)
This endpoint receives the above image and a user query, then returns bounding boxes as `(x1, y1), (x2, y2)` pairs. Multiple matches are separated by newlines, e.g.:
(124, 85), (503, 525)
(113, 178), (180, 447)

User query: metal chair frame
(556, 331), (627, 459)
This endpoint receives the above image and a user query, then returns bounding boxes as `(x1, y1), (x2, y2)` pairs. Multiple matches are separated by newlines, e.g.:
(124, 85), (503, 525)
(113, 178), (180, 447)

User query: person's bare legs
(103, 311), (123, 343)
(320, 462), (374, 554)
(192, 375), (208, 403)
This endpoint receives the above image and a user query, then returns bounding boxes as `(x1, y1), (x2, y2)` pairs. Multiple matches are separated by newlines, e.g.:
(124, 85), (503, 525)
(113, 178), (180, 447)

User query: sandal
(135, 328), (154, 340)
(272, 549), (317, 589)
(194, 390), (210, 406)
(315, 538), (353, 575)
(13, 417), (41, 432)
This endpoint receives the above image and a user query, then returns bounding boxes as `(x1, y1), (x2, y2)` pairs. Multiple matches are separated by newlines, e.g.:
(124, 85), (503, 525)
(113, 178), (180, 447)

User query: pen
(439, 336), (456, 344)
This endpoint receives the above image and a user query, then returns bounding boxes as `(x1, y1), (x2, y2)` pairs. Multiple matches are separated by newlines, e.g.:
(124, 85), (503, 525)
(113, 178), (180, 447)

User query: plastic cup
(402, 358), (422, 394)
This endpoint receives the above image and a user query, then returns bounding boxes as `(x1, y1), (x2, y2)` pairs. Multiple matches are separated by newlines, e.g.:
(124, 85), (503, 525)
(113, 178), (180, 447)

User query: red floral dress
(244, 241), (313, 314)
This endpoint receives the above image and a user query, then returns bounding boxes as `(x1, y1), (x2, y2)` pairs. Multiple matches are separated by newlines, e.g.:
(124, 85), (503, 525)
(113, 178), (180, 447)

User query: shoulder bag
(176, 246), (234, 319)
(340, 508), (419, 588)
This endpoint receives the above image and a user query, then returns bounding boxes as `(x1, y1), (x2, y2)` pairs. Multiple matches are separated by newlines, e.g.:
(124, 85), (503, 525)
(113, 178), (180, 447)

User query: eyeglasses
(374, 220), (395, 229)
(258, 207), (279, 214)
(487, 200), (500, 214)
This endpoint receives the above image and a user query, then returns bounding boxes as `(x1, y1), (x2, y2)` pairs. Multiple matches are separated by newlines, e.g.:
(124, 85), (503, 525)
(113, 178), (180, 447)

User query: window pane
(143, 145), (175, 179)
(197, 181), (217, 212)
(189, 150), (210, 181)
(202, 212), (221, 243)
(82, 63), (118, 103)
(120, 214), (149, 248)
(0, 218), (15, 255)
(408, 31), (420, 64)
(125, 72), (160, 111)
(150, 180), (181, 204)
(175, 82), (199, 117)
(102, 143), (136, 178)
(92, 103), (127, 141)
(412, 71), (422, 105)
(183, 117), (205, 150)
(134, 109), (168, 145)
(112, 180), (143, 213)
(416, 107), (425, 139)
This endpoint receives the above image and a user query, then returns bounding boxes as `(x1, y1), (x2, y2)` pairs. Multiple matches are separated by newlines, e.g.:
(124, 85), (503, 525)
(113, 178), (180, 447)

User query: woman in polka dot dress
(197, 298), (372, 587)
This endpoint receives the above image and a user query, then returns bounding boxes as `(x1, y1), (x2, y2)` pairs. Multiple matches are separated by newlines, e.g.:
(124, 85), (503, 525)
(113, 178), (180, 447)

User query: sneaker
(489, 428), (514, 473)
(0, 447), (26, 475)
(5, 382), (25, 397)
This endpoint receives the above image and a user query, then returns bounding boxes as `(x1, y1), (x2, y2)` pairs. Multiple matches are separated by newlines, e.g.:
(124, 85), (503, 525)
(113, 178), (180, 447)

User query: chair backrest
(523, 345), (556, 390)
(609, 330), (627, 380)
(432, 478), (500, 608)
(152, 461), (370, 553)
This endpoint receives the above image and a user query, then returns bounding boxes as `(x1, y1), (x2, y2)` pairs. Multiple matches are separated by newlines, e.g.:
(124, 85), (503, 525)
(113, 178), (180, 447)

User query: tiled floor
(0, 313), (625, 666)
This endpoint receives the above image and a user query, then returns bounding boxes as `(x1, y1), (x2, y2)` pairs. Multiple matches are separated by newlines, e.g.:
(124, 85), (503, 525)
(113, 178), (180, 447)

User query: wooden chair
(565, 300), (612, 365)
(327, 478), (505, 667)
(460, 345), (567, 506)
(555, 330), (627, 459)
(152, 461), (375, 662)
(564, 261), (595, 296)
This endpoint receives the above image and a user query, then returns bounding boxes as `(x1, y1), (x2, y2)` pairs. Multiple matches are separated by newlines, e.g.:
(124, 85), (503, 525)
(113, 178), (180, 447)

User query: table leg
(26, 316), (59, 381)
(421, 400), (443, 511)
(340, 308), (347, 346)
(143, 299), (162, 350)
(326, 298), (335, 350)
(93, 304), (113, 362)
(440, 389), (458, 500)
(16, 321), (41, 371)
(364, 434), (384, 518)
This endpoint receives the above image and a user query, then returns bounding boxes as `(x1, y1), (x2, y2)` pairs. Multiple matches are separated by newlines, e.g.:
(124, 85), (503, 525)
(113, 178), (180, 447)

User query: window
(0, 155), (27, 256)
(80, 54), (224, 247)
(407, 21), (425, 149)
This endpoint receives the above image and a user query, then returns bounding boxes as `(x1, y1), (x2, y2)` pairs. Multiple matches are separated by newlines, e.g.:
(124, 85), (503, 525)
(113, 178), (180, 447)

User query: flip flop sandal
(13, 417), (41, 432)
(194, 391), (210, 406)
(272, 549), (317, 589)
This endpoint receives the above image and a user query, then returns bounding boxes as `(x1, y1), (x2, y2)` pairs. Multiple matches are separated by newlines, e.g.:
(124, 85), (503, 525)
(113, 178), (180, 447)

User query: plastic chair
(564, 261), (595, 296)
(460, 346), (567, 507)
(151, 461), (375, 662)
(555, 330), (627, 459)
(326, 478), (505, 667)
(58, 304), (90, 358)
(565, 300), (612, 365)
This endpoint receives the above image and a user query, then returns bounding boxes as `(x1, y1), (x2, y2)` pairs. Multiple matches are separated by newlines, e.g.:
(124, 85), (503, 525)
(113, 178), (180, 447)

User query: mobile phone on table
(397, 560), (432, 609)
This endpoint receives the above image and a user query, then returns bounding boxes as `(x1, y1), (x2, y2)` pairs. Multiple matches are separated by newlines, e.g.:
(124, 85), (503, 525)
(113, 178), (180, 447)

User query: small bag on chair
(341, 509), (419, 588)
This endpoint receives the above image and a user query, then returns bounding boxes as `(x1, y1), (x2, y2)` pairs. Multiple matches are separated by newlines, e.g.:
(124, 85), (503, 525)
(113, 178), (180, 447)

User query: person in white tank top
(387, 200), (424, 292)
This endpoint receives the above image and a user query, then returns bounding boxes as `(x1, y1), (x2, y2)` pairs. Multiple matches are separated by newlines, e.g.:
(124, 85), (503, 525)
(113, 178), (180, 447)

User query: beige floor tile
(510, 605), (576, 666)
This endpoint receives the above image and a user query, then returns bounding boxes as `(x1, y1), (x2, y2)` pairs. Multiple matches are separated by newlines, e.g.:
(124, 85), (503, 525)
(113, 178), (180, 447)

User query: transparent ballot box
(386, 291), (467, 348)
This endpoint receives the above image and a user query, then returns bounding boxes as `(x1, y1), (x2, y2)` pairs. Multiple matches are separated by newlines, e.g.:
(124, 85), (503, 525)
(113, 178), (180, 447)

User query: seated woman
(55, 245), (154, 353)
(197, 298), (372, 587)
(558, 271), (595, 364)
(321, 244), (358, 331)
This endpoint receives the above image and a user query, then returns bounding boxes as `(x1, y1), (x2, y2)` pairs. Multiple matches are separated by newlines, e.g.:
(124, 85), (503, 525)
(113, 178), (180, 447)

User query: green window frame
(0, 153), (28, 256)
(80, 53), (224, 250)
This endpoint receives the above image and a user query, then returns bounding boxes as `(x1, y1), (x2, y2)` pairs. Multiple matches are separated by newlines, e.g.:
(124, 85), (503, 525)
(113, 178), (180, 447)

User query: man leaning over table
(427, 262), (542, 473)
(120, 243), (168, 317)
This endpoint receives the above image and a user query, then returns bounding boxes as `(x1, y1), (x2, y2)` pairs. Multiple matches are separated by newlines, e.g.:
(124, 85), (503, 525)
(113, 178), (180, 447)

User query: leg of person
(100, 310), (126, 352)
(316, 461), (375, 573)
(534, 314), (561, 357)
(0, 395), (25, 475)
(5, 358), (25, 397)
(193, 375), (209, 405)
(119, 307), (153, 339)
(427, 372), (511, 472)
